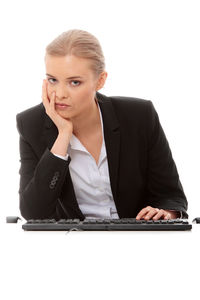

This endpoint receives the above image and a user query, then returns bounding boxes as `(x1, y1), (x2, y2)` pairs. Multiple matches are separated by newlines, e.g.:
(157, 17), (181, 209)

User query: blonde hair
(45, 29), (105, 79)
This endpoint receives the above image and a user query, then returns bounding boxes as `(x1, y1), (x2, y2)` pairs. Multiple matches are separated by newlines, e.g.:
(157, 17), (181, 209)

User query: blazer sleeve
(146, 101), (188, 218)
(16, 113), (71, 220)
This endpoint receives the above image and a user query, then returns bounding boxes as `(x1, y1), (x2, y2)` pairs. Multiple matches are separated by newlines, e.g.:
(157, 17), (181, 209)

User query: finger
(49, 91), (56, 112)
(163, 212), (171, 220)
(152, 209), (166, 220)
(136, 206), (152, 220)
(136, 206), (152, 219)
(144, 208), (160, 220)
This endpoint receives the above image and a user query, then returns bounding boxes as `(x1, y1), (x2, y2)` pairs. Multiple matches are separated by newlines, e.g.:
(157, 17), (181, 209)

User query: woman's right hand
(42, 79), (73, 137)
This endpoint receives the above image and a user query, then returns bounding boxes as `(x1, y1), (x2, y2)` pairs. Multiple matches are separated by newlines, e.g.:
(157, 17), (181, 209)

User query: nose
(55, 83), (69, 100)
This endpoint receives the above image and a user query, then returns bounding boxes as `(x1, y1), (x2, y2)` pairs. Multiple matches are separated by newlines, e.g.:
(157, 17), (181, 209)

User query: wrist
(50, 132), (71, 157)
(58, 130), (72, 138)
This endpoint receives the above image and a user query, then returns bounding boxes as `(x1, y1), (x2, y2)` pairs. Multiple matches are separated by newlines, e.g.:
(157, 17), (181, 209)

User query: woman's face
(45, 54), (107, 120)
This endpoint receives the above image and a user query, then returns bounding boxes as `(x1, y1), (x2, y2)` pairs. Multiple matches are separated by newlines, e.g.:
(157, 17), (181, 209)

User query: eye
(71, 80), (81, 86)
(47, 78), (81, 86)
(47, 78), (56, 84)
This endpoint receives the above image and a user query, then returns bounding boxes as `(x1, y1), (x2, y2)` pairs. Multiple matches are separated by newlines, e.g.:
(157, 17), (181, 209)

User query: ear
(96, 71), (108, 91)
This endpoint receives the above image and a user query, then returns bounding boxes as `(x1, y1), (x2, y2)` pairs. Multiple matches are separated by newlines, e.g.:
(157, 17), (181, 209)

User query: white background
(0, 0), (199, 299)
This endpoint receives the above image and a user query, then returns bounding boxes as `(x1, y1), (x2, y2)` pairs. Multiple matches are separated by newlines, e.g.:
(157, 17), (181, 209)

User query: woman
(16, 29), (188, 221)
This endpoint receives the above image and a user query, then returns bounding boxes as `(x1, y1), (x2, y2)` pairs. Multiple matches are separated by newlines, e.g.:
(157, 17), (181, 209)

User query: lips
(55, 103), (70, 107)
(55, 103), (71, 110)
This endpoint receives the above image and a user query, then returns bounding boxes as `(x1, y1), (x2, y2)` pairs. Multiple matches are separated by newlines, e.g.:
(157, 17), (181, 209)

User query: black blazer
(16, 91), (188, 220)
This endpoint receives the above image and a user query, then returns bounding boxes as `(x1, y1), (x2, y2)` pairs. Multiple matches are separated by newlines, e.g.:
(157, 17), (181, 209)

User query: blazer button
(49, 183), (55, 189)
(50, 180), (56, 187)
(54, 171), (60, 177)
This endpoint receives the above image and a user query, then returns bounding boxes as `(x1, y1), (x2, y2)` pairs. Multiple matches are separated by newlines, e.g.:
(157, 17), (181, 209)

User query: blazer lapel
(96, 92), (120, 206)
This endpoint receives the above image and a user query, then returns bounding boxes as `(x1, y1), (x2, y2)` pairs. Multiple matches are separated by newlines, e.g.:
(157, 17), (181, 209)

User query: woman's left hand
(136, 206), (179, 220)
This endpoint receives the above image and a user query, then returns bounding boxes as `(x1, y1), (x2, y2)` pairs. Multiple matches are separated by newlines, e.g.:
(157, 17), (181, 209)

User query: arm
(16, 113), (71, 220)
(145, 101), (188, 218)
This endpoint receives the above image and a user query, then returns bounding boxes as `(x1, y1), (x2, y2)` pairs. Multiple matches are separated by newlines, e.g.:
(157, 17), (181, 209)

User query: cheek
(76, 88), (94, 106)
(76, 84), (95, 99)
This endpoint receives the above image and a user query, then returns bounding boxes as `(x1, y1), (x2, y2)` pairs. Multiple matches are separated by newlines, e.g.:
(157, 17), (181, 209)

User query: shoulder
(16, 102), (44, 122)
(109, 94), (150, 104)
(110, 94), (153, 112)
(16, 102), (45, 137)
(97, 92), (157, 123)
(97, 91), (155, 113)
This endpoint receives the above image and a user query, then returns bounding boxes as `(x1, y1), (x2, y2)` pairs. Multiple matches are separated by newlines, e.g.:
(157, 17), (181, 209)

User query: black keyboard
(22, 218), (192, 231)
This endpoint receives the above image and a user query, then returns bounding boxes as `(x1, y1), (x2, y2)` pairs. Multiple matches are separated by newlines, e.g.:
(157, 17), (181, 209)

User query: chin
(57, 110), (72, 119)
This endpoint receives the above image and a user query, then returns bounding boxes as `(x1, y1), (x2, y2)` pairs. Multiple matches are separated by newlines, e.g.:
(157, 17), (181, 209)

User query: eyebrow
(46, 73), (83, 79)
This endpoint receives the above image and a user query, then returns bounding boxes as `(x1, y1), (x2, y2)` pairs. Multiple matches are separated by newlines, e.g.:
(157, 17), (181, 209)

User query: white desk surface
(1, 220), (200, 300)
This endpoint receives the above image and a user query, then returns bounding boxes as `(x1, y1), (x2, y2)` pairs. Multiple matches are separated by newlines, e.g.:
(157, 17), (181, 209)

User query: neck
(72, 98), (100, 137)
